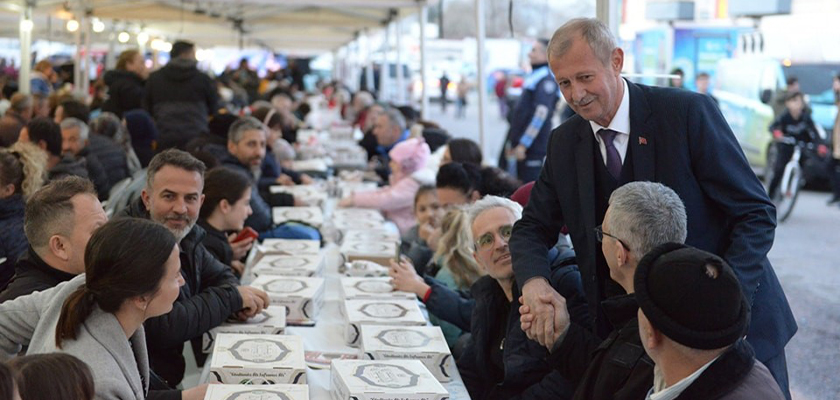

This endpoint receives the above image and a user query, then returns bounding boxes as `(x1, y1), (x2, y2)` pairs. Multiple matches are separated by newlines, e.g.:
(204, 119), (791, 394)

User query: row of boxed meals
(205, 329), (453, 399)
(205, 329), (452, 399)
(271, 207), (388, 231)
(269, 182), (380, 210)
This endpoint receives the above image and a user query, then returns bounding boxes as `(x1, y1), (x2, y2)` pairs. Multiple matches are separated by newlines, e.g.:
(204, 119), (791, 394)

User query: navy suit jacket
(510, 80), (797, 363)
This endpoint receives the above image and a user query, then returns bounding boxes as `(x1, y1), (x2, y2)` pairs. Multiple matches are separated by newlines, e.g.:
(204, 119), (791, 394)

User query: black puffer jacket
(76, 148), (111, 200)
(143, 58), (218, 150)
(118, 198), (243, 387)
(48, 155), (89, 182)
(457, 251), (590, 399)
(102, 69), (145, 118)
(87, 134), (129, 190)
(548, 293), (654, 400)
(0, 247), (76, 303)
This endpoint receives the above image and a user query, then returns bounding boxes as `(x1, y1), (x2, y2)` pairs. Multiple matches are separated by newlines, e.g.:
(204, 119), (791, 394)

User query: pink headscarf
(389, 138), (431, 181)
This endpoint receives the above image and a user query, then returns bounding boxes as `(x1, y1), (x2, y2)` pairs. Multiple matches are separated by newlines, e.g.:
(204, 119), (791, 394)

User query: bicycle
(770, 136), (814, 222)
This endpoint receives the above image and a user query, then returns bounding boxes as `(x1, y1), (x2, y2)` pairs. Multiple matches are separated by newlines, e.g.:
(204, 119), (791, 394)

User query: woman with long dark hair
(0, 218), (185, 400)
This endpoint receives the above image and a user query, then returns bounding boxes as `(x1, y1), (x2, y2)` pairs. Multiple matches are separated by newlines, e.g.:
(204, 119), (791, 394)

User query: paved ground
(427, 94), (840, 400)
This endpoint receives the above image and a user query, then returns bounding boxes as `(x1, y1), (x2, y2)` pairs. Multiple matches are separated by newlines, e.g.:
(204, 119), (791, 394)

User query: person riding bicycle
(766, 91), (827, 199)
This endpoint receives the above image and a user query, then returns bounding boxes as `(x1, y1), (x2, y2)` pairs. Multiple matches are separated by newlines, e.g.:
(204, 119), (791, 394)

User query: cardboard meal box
(330, 147), (368, 169)
(336, 180), (379, 196)
(332, 208), (384, 222)
(269, 185), (328, 208)
(341, 229), (401, 244)
(209, 334), (306, 385)
(252, 254), (325, 278)
(328, 125), (355, 141)
(272, 207), (324, 228)
(201, 306), (287, 354)
(203, 384), (310, 400)
(338, 260), (390, 278)
(340, 277), (415, 301)
(360, 325), (456, 383)
(330, 360), (448, 400)
(254, 239), (320, 265)
(343, 299), (427, 347)
(333, 220), (388, 237)
(292, 159), (330, 174)
(340, 240), (399, 267)
(251, 276), (325, 325)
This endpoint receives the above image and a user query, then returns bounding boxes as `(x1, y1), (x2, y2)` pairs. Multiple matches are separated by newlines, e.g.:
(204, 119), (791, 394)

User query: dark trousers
(517, 158), (544, 183)
(829, 157), (840, 199)
(762, 349), (792, 400)
(767, 142), (795, 197)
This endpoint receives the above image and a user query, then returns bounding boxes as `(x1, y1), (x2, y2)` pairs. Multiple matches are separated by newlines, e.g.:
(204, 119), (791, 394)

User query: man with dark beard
(220, 117), (299, 238)
(118, 149), (269, 387)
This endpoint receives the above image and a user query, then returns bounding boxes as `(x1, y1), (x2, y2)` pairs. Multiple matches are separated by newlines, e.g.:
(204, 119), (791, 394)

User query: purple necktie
(598, 129), (622, 179)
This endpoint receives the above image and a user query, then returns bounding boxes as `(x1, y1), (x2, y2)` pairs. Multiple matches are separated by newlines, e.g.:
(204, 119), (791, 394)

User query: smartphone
(232, 227), (259, 243)
(394, 241), (402, 263)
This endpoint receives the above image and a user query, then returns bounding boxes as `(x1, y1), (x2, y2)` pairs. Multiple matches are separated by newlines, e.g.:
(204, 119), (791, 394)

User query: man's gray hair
(60, 117), (89, 142)
(607, 181), (687, 258)
(355, 91), (375, 107)
(468, 195), (523, 228)
(547, 18), (617, 66)
(382, 106), (407, 133)
(228, 116), (266, 144)
(10, 93), (32, 113)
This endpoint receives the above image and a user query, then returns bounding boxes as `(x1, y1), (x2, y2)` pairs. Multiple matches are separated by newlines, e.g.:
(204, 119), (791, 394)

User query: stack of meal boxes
(248, 237), (326, 326)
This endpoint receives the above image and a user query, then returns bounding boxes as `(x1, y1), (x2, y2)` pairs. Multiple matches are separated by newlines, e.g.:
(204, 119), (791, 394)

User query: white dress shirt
(645, 356), (720, 400)
(589, 78), (631, 165)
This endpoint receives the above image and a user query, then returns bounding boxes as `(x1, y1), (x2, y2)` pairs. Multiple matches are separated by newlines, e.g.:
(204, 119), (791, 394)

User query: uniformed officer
(500, 39), (560, 182)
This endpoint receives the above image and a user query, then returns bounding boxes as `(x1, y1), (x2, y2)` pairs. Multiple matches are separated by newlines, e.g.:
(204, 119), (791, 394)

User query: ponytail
(54, 286), (97, 349)
(53, 218), (176, 349)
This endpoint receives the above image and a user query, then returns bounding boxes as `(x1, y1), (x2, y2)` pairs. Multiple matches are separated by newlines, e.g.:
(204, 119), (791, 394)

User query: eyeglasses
(594, 225), (630, 251)
(475, 224), (513, 251)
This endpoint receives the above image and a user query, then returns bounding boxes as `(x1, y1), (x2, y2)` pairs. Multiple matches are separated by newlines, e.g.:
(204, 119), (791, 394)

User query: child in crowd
(0, 142), (47, 290)
(339, 137), (433, 234)
(198, 167), (255, 278)
(392, 208), (484, 348)
(401, 185), (445, 273)
(8, 353), (94, 400)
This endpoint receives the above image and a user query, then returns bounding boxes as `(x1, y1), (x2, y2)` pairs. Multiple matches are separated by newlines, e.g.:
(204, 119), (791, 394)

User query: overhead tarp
(0, 0), (438, 56)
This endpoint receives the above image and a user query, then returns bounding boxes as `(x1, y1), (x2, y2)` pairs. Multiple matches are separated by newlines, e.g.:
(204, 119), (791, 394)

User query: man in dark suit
(509, 18), (796, 398)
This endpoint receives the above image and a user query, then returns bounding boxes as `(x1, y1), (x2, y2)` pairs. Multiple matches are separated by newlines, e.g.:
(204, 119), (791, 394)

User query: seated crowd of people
(0, 33), (786, 400)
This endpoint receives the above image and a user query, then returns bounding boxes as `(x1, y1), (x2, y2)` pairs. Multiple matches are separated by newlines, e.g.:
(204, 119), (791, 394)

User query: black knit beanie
(634, 242), (750, 350)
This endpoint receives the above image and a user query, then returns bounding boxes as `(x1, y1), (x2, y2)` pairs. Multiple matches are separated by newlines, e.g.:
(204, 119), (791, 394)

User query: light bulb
(118, 31), (130, 43)
(66, 19), (79, 32)
(92, 18), (105, 33)
(19, 19), (33, 32)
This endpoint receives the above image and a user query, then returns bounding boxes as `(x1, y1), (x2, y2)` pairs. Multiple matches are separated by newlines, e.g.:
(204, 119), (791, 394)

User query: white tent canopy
(0, 0), (439, 56)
